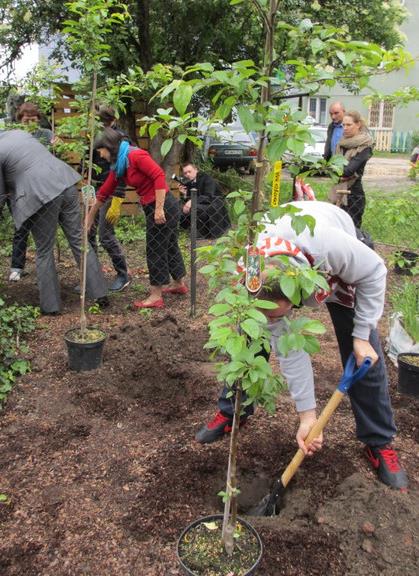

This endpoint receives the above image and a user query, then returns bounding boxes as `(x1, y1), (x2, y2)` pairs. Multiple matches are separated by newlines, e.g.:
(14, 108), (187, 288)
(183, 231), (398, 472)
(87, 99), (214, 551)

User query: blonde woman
(330, 111), (373, 228)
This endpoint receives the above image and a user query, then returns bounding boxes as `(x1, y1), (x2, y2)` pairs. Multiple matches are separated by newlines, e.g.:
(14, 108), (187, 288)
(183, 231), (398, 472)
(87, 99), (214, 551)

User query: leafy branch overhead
(139, 16), (411, 159)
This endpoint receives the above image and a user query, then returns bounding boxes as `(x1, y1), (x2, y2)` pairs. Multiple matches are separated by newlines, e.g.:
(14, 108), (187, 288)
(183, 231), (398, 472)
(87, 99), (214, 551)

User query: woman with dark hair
(329, 110), (373, 228)
(88, 127), (187, 308)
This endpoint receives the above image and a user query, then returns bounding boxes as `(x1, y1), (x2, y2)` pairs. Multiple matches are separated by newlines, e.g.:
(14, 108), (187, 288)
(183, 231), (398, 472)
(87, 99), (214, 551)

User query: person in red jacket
(88, 128), (187, 308)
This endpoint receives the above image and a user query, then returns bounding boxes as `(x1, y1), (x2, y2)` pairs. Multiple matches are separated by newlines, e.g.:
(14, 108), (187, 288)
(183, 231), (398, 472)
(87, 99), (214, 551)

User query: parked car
(282, 126), (327, 175)
(205, 129), (258, 173)
(303, 126), (327, 160)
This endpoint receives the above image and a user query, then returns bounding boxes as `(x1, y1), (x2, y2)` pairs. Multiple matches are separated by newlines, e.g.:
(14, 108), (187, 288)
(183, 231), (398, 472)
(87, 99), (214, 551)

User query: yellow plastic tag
(271, 160), (282, 207)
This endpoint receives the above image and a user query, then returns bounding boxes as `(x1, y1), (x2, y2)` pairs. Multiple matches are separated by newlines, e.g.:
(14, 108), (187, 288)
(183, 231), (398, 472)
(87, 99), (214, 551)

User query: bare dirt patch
(0, 252), (418, 576)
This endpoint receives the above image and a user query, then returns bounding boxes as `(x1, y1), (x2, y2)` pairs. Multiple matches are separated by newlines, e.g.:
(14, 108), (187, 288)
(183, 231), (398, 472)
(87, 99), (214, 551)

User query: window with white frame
(368, 101), (394, 129)
(307, 97), (327, 125)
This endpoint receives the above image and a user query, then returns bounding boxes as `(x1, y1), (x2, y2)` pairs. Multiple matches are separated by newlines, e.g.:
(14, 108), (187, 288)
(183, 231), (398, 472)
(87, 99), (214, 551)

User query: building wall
(303, 0), (419, 135)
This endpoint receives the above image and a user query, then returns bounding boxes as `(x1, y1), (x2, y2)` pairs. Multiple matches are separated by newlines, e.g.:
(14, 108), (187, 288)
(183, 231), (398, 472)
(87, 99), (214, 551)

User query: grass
(372, 151), (410, 159)
(285, 177), (419, 250)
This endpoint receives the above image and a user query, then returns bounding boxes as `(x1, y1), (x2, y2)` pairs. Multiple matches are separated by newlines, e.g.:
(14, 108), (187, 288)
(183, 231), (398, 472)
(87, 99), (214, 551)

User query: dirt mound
(0, 290), (418, 575)
(316, 473), (419, 576)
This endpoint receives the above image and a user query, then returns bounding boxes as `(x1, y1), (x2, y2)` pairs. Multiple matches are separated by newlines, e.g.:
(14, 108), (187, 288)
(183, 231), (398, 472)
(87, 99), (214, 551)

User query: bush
(411, 131), (419, 150)
(0, 298), (39, 406)
(391, 282), (419, 343)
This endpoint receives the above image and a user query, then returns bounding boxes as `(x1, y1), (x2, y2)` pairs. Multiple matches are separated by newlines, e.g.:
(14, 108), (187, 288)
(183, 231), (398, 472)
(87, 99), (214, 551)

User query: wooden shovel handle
(281, 389), (344, 488)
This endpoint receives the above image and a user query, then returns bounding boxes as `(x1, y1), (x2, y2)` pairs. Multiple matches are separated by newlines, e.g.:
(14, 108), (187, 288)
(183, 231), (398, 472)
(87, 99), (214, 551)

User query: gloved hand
(105, 197), (124, 225)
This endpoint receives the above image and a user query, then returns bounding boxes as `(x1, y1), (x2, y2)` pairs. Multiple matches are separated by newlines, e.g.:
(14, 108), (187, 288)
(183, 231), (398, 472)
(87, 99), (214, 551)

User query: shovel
(249, 353), (372, 516)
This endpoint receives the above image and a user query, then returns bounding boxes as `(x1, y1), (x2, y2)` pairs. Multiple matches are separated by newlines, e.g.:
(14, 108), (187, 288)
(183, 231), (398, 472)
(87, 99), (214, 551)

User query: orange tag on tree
(245, 246), (262, 293)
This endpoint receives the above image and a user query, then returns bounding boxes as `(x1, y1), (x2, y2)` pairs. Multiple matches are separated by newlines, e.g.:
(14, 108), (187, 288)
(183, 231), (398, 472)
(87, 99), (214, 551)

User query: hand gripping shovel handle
(248, 354), (372, 516)
(281, 354), (372, 488)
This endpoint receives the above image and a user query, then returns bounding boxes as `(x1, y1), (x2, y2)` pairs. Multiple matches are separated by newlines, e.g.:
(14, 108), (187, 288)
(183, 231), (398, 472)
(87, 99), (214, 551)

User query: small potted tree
(390, 281), (419, 397)
(60, 0), (126, 371)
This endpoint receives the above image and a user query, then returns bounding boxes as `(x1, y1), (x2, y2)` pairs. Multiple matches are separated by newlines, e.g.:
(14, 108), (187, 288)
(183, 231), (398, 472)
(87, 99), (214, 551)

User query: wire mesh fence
(0, 163), (418, 316)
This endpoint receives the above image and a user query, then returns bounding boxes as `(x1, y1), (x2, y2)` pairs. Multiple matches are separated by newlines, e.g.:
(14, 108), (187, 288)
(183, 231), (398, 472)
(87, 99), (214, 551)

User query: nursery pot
(177, 514), (263, 576)
(64, 328), (106, 372)
(398, 353), (419, 397)
(394, 251), (418, 275)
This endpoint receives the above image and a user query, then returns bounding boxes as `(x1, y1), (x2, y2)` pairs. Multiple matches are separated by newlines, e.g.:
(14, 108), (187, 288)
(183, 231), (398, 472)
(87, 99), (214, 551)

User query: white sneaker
(9, 268), (22, 281)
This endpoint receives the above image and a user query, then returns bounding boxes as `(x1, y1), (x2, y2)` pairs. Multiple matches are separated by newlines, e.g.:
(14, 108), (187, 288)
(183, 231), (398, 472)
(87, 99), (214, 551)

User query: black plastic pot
(394, 251), (418, 275)
(398, 353), (419, 397)
(177, 514), (263, 576)
(64, 328), (106, 372)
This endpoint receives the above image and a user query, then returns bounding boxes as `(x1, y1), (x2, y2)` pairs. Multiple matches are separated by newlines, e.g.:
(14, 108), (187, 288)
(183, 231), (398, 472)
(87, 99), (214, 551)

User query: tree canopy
(0, 0), (407, 80)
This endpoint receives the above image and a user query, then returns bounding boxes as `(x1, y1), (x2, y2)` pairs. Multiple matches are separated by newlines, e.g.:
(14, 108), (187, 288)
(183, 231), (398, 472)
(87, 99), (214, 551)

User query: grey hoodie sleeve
(269, 320), (316, 413)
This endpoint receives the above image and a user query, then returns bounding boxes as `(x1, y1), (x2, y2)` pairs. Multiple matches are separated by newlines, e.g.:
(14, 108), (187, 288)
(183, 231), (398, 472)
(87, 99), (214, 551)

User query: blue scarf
(112, 140), (131, 178)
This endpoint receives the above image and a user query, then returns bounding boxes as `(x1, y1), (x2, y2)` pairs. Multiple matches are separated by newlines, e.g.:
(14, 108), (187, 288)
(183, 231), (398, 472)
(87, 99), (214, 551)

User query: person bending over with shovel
(196, 201), (408, 490)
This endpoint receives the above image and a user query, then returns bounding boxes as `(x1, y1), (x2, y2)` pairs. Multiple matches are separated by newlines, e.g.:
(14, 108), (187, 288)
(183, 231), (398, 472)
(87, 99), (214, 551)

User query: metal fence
(1, 166), (418, 317)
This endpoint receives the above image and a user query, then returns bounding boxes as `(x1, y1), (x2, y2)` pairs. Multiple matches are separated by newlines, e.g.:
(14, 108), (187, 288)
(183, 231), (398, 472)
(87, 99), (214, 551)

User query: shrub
(391, 282), (419, 342)
(0, 298), (39, 406)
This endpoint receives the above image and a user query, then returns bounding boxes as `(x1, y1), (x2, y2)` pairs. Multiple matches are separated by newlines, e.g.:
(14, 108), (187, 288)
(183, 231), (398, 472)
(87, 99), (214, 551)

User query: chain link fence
(1, 161), (418, 316)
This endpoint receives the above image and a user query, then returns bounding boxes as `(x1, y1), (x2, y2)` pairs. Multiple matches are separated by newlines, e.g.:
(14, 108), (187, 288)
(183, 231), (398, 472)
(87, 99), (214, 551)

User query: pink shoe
(133, 298), (165, 309)
(162, 285), (188, 295)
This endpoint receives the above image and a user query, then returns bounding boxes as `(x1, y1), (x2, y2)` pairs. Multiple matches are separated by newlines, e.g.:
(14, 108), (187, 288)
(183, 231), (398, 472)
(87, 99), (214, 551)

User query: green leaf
(256, 299), (278, 310)
(199, 264), (216, 275)
(266, 138), (288, 162)
(148, 122), (161, 140)
(240, 319), (260, 339)
(303, 335), (321, 354)
(247, 308), (268, 324)
(160, 138), (173, 158)
(310, 38), (325, 55)
(173, 84), (193, 116)
(237, 106), (264, 133)
(301, 320), (325, 335)
(279, 276), (296, 300)
(209, 303), (231, 316)
(226, 336), (245, 357)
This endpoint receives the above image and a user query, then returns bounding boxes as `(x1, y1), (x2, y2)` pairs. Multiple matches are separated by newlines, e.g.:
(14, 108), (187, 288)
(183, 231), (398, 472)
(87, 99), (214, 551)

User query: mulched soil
(0, 242), (418, 576)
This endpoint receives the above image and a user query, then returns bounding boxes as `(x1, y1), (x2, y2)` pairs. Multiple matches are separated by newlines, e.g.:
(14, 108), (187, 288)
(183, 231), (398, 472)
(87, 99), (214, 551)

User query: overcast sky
(0, 44), (39, 83)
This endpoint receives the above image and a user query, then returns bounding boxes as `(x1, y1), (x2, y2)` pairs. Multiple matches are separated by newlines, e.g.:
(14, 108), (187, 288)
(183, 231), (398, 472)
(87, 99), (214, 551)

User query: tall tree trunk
(134, 0), (152, 71)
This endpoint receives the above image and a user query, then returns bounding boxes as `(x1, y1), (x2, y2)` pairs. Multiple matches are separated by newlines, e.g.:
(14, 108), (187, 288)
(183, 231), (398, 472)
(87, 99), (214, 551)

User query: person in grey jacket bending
(196, 201), (407, 491)
(0, 129), (107, 314)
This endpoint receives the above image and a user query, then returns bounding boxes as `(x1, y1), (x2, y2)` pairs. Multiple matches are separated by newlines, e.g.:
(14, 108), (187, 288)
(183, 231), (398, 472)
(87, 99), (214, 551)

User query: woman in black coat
(332, 111), (373, 228)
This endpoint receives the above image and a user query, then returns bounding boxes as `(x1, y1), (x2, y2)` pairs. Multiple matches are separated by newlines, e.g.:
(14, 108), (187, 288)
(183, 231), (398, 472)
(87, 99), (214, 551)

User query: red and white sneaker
(364, 445), (408, 491)
(195, 411), (247, 444)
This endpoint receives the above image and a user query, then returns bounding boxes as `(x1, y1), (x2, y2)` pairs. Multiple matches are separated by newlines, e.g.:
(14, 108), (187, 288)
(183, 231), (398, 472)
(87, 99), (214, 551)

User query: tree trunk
(134, 0), (153, 72)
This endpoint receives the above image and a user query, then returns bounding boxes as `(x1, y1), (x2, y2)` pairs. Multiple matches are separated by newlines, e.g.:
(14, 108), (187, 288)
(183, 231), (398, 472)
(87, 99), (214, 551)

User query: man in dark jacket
(0, 129), (108, 314)
(324, 101), (345, 160)
(178, 163), (230, 239)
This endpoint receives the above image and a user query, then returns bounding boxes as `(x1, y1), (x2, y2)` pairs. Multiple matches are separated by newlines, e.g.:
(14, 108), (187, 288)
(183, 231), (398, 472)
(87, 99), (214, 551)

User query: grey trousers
(88, 197), (128, 278)
(30, 185), (108, 313)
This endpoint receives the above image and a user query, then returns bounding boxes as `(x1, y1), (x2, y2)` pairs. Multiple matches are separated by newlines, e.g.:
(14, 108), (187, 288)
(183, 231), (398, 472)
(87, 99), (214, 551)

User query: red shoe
(133, 298), (164, 309)
(195, 411), (247, 444)
(162, 285), (188, 295)
(364, 445), (408, 490)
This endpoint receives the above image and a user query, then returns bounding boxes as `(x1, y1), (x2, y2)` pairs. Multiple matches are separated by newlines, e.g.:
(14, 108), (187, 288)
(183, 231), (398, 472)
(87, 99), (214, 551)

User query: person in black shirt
(177, 163), (230, 239)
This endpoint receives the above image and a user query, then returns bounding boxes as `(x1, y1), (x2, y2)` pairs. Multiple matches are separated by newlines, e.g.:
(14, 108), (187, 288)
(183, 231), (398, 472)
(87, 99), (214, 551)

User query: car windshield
(214, 130), (255, 146)
(310, 128), (327, 143)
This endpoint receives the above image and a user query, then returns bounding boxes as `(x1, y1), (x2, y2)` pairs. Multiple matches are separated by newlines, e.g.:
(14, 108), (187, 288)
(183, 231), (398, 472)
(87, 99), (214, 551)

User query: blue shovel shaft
(281, 354), (372, 488)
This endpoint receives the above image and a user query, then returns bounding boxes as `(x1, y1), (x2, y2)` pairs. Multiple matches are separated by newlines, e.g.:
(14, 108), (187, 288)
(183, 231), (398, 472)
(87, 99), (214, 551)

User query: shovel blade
(248, 480), (285, 517)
